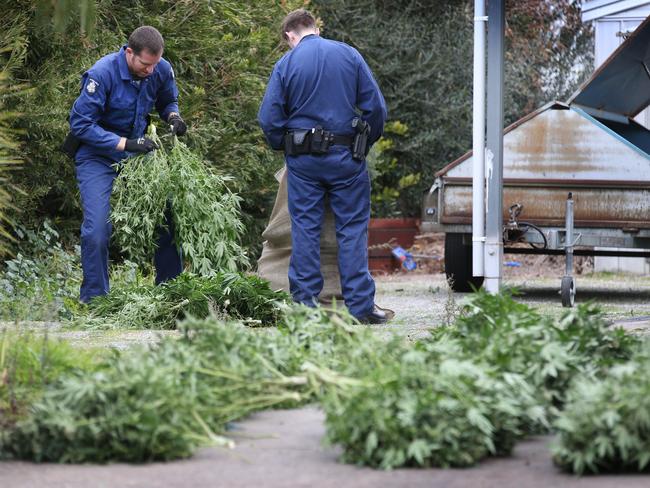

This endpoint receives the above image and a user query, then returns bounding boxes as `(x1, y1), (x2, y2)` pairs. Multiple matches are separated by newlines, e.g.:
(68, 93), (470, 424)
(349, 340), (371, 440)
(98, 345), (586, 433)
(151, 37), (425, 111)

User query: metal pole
(472, 0), (487, 277)
(484, 0), (505, 293)
(565, 193), (574, 277)
(561, 192), (576, 307)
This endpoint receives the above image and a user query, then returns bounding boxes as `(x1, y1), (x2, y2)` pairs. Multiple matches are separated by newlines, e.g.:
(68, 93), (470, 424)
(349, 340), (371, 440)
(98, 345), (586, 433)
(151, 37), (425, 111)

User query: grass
(0, 328), (101, 429)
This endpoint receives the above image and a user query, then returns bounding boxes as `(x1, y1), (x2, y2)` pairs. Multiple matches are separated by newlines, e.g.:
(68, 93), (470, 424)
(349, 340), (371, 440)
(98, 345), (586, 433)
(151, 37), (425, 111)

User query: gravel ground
(375, 271), (650, 338)
(3, 271), (650, 346)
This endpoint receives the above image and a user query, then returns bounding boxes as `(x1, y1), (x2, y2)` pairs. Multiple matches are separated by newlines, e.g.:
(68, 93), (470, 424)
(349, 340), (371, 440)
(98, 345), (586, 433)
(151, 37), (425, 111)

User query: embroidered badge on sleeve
(86, 78), (99, 94)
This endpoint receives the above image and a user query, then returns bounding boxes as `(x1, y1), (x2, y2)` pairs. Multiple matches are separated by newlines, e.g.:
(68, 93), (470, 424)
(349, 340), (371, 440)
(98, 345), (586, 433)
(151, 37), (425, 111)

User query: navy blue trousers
(286, 147), (375, 319)
(75, 157), (183, 303)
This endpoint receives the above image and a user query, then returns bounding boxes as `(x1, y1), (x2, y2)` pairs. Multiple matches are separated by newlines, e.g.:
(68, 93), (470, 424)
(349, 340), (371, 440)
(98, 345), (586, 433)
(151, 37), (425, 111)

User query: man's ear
(125, 47), (133, 55)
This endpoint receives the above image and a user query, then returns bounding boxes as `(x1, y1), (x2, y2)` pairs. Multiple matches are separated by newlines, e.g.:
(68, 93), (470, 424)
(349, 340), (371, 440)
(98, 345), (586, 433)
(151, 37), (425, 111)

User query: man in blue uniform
(68, 26), (187, 303)
(258, 9), (389, 323)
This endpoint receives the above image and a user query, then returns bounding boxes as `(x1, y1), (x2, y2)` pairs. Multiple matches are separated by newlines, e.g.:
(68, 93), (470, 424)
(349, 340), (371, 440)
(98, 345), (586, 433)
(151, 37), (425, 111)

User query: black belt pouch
(284, 130), (311, 156)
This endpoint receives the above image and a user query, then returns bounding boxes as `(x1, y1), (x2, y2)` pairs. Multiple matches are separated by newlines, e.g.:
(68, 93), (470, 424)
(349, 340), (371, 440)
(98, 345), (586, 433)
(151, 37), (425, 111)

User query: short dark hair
(281, 9), (317, 41)
(128, 26), (164, 55)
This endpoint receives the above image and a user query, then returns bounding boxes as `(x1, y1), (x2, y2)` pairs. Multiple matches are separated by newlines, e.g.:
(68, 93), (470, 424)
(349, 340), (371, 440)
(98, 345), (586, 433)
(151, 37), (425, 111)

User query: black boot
(358, 305), (389, 324)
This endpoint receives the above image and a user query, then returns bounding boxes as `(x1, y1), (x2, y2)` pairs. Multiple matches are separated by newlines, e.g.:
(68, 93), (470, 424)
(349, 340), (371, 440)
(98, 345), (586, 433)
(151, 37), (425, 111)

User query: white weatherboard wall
(582, 0), (650, 274)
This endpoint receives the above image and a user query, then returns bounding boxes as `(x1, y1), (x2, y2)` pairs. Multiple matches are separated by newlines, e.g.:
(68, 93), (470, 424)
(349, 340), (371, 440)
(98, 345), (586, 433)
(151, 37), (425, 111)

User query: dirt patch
(404, 233), (593, 279)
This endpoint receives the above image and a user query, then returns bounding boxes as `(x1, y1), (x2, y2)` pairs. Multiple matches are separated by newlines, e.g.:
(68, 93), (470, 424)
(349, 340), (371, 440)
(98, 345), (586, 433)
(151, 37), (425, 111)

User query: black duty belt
(329, 134), (354, 146)
(284, 127), (354, 157)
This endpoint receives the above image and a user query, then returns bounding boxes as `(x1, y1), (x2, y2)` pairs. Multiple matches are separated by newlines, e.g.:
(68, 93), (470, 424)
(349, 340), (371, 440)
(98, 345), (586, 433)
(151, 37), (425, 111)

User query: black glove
(168, 113), (187, 136)
(125, 137), (158, 153)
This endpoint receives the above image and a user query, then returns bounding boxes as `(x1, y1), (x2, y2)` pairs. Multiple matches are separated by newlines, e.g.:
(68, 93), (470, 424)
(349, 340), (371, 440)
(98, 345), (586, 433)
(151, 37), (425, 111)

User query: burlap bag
(257, 166), (343, 299)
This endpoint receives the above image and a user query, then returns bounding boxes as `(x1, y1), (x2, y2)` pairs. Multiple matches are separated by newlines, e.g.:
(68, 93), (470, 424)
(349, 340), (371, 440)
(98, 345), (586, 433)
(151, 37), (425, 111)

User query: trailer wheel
(561, 276), (575, 308)
(444, 233), (484, 292)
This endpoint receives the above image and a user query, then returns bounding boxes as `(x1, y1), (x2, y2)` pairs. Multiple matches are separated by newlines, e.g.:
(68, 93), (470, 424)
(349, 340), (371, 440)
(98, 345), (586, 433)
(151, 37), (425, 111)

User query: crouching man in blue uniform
(258, 9), (389, 324)
(67, 26), (188, 303)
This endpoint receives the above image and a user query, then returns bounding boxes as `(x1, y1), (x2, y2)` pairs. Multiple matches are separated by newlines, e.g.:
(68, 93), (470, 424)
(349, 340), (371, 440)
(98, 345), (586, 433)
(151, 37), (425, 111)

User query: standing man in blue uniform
(258, 9), (389, 323)
(67, 26), (187, 303)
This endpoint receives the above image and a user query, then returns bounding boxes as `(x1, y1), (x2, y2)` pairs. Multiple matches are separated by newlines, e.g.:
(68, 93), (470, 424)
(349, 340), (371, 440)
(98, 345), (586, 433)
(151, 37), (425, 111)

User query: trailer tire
(445, 233), (484, 292)
(561, 276), (575, 308)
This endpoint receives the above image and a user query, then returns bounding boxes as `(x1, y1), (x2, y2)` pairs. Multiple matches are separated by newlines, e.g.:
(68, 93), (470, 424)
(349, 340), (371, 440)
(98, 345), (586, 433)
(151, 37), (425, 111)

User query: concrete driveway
(2, 407), (649, 488)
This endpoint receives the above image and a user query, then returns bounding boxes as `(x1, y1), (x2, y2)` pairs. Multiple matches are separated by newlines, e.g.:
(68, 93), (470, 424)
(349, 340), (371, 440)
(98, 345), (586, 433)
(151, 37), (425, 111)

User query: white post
(472, 0), (487, 278)
(485, 0), (505, 294)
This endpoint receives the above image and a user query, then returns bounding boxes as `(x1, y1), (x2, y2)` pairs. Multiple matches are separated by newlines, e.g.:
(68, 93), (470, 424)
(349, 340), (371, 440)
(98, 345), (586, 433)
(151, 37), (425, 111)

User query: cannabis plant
(429, 291), (637, 414)
(318, 339), (544, 469)
(79, 272), (289, 329)
(112, 129), (248, 275)
(552, 341), (650, 474)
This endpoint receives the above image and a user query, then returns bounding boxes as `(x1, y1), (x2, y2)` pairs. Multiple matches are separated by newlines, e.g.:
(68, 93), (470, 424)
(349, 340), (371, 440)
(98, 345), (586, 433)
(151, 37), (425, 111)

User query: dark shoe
(358, 306), (389, 324)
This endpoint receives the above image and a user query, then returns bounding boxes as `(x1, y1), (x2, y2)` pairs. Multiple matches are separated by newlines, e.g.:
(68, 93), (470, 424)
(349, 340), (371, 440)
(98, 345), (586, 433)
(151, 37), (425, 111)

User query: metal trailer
(421, 16), (650, 306)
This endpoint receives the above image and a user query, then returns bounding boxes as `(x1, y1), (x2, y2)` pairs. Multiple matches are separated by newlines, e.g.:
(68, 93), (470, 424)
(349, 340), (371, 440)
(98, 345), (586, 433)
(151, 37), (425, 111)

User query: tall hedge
(0, 11), (29, 255)
(4, 0), (302, 256)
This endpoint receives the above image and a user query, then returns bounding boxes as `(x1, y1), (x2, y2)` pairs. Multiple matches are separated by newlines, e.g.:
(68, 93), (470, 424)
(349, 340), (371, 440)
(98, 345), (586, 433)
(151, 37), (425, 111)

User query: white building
(583, 1), (650, 67)
(582, 0), (650, 274)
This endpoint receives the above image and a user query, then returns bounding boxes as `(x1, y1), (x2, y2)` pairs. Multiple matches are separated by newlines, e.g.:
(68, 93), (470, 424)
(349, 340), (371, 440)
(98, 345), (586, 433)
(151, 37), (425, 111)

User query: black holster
(351, 118), (370, 161)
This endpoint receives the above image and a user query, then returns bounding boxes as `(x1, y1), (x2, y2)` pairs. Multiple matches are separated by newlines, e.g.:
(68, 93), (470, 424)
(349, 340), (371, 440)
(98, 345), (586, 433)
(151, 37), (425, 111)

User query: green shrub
(0, 14), (27, 255)
(0, 329), (98, 429)
(0, 222), (82, 321)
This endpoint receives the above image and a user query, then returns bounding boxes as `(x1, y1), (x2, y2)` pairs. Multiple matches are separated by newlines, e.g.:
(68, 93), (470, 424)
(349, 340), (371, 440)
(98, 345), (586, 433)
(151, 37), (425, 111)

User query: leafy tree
(314, 0), (593, 217)
(0, 12), (29, 255)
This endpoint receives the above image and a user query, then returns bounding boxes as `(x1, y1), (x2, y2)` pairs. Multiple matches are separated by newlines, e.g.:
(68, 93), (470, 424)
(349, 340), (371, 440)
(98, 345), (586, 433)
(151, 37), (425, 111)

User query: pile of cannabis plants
(552, 341), (650, 474)
(0, 306), (370, 463)
(1, 341), (214, 462)
(111, 128), (248, 275)
(77, 272), (288, 329)
(317, 292), (639, 470)
(429, 291), (637, 417)
(317, 336), (545, 469)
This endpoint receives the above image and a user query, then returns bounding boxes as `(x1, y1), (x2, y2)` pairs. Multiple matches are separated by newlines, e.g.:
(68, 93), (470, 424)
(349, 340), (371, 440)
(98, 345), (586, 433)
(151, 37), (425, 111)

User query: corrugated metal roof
(569, 14), (650, 118)
(583, 0), (650, 22)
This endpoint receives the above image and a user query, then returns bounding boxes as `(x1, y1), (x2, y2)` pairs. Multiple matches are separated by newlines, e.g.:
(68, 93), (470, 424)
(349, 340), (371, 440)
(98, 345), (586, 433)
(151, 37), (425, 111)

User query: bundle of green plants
(110, 132), (170, 265)
(0, 329), (97, 430)
(429, 291), (637, 412)
(0, 341), (227, 462)
(275, 304), (380, 374)
(552, 341), (650, 475)
(77, 272), (289, 329)
(317, 337), (546, 469)
(112, 128), (249, 275)
(2, 312), (353, 463)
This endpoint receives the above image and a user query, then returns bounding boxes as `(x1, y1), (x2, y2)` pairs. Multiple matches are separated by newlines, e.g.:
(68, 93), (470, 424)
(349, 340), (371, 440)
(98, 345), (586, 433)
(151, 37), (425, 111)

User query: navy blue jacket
(258, 35), (387, 151)
(69, 45), (179, 162)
